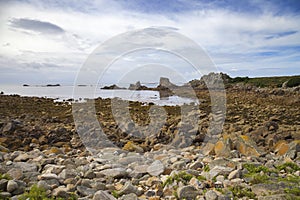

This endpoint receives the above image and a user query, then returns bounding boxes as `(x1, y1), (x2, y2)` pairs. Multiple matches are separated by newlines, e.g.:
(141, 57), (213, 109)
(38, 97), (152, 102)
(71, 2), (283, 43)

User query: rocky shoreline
(0, 85), (299, 199)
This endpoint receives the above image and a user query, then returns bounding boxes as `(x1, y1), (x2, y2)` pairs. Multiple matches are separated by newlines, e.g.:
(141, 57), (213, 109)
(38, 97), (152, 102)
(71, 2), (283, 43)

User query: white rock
(7, 180), (18, 193)
(147, 160), (165, 176)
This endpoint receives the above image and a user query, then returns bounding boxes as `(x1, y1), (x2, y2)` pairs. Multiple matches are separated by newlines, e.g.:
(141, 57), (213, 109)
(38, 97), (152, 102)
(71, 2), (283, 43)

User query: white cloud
(0, 0), (299, 84)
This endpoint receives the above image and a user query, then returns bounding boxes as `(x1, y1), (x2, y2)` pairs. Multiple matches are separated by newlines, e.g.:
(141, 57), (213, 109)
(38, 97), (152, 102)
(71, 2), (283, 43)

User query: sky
(0, 0), (300, 85)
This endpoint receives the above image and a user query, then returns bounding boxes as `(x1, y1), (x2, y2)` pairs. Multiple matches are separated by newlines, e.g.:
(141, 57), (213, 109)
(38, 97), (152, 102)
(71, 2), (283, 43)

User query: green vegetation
(111, 190), (120, 198)
(228, 76), (250, 83)
(276, 162), (300, 173)
(243, 163), (271, 184)
(228, 186), (256, 200)
(242, 162), (300, 198)
(19, 184), (77, 200)
(286, 77), (300, 87)
(286, 194), (300, 200)
(197, 175), (206, 181)
(249, 174), (269, 184)
(284, 187), (300, 196)
(203, 165), (210, 172)
(162, 171), (193, 187)
(227, 75), (300, 88)
(243, 163), (271, 174)
(0, 173), (11, 180)
(19, 184), (49, 200)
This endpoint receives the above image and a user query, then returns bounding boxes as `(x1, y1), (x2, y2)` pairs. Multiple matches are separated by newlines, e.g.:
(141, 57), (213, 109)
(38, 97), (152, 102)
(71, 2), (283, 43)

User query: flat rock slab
(100, 168), (128, 178)
(147, 160), (165, 176)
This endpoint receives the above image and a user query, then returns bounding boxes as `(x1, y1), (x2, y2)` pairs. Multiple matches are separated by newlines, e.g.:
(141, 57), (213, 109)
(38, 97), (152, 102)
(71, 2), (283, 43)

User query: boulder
(118, 182), (140, 196)
(214, 136), (233, 157)
(177, 185), (198, 199)
(158, 77), (176, 88)
(147, 160), (165, 176)
(205, 190), (218, 200)
(99, 168), (128, 179)
(7, 180), (18, 193)
(236, 135), (263, 157)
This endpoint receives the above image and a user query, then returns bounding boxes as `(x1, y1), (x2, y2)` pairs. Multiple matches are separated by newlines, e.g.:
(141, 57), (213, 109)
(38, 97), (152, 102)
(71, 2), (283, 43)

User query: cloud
(0, 0), (300, 84)
(8, 18), (65, 35)
(265, 30), (298, 40)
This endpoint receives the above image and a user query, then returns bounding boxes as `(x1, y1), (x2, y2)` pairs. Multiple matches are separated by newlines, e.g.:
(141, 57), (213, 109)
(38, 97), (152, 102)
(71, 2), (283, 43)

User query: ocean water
(0, 85), (198, 106)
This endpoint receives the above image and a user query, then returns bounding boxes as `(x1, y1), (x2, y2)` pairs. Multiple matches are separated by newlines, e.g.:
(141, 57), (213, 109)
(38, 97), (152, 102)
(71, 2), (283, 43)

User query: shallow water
(0, 85), (198, 106)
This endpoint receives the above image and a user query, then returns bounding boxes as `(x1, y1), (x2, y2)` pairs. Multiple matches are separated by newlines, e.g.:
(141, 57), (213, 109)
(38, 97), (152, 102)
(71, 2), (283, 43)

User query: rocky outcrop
(157, 77), (177, 89)
(101, 84), (126, 90)
(128, 81), (149, 90)
(156, 77), (177, 98)
(188, 72), (228, 90)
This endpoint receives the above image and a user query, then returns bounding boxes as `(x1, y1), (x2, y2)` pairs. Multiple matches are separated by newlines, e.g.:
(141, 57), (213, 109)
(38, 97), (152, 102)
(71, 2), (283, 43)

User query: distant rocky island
(22, 84), (61, 87)
(101, 84), (126, 90)
(100, 73), (300, 99)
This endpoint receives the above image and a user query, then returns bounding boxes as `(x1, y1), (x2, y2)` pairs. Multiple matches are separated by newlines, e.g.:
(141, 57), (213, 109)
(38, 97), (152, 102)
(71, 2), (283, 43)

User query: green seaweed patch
(276, 162), (300, 173)
(197, 175), (206, 181)
(162, 171), (194, 187)
(284, 187), (300, 196)
(111, 190), (120, 198)
(203, 165), (210, 172)
(19, 184), (77, 200)
(243, 163), (271, 174)
(0, 173), (11, 180)
(228, 186), (257, 200)
(248, 174), (270, 184)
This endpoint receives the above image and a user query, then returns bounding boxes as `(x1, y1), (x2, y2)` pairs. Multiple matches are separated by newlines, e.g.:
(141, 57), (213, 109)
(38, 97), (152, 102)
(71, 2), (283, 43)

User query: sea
(0, 85), (198, 106)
